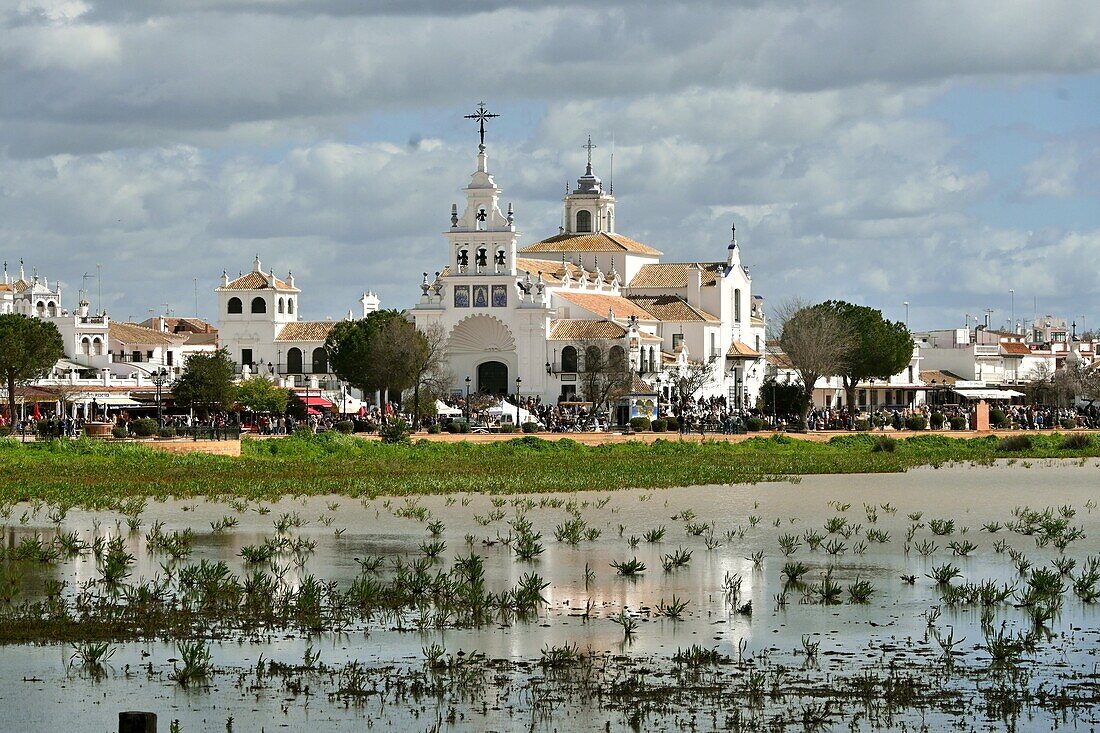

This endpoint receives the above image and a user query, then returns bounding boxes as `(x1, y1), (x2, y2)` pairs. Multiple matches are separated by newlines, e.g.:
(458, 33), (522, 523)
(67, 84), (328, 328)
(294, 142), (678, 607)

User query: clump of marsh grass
(610, 557), (646, 576)
(927, 563), (962, 585)
(169, 640), (214, 687)
(662, 546), (692, 572)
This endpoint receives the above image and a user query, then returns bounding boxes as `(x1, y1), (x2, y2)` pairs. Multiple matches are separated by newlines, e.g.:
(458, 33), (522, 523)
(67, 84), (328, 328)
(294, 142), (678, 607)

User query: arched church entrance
(477, 361), (508, 396)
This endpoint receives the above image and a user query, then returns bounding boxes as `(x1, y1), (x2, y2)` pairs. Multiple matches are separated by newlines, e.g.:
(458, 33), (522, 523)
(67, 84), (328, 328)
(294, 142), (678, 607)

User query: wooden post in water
(119, 711), (156, 733)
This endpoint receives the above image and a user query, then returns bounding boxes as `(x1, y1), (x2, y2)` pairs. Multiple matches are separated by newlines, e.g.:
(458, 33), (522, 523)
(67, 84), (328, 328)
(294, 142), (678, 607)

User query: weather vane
(464, 102), (499, 151)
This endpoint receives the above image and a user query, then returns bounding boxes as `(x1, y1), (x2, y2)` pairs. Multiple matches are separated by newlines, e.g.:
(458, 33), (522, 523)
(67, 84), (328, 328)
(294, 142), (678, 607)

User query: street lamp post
(515, 376), (522, 402)
(151, 368), (171, 428)
(464, 376), (471, 423)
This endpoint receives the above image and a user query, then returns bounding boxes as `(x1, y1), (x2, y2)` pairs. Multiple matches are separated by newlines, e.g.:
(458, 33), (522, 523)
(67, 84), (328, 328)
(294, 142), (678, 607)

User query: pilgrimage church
(411, 106), (766, 412)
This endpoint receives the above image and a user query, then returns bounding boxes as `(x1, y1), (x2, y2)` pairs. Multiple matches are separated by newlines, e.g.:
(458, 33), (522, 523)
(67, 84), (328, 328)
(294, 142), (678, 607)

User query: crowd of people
(5, 396), (1100, 438)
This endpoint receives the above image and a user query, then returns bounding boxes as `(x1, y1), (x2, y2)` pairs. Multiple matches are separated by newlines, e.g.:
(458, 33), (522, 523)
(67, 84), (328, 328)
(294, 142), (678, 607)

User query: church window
(672, 333), (684, 351)
(734, 289), (742, 322)
(584, 345), (602, 371)
(81, 337), (91, 355)
(311, 347), (328, 374)
(287, 298), (295, 315)
(561, 345), (578, 373)
(36, 300), (45, 317)
(92, 337), (102, 356)
(278, 298), (284, 314)
(47, 301), (57, 317)
(286, 348), (303, 373)
(576, 210), (592, 233)
(609, 345), (626, 369)
(251, 296), (267, 314)
(227, 297), (243, 314)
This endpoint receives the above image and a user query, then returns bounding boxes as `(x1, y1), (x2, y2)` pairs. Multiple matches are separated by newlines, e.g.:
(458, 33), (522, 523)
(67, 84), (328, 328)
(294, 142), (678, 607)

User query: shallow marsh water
(2, 460), (1100, 731)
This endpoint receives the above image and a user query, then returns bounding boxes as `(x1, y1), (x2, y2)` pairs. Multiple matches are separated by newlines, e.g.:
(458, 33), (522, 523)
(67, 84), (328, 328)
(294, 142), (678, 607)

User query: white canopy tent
(486, 399), (540, 426)
(952, 388), (1025, 400)
(435, 400), (462, 417)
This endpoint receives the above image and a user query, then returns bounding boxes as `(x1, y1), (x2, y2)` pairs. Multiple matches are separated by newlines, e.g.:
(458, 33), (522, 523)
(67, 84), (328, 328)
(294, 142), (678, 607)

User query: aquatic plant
(846, 577), (875, 603)
(661, 547), (692, 572)
(655, 595), (689, 619)
(610, 557), (646, 576)
(928, 519), (955, 536)
(927, 563), (962, 585)
(781, 562), (809, 584)
(169, 640), (214, 686)
(643, 526), (666, 543)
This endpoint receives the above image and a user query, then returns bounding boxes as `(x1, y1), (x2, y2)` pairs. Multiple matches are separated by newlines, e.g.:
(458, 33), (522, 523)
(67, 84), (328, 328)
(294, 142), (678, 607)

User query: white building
(215, 256), (380, 387)
(411, 131), (766, 412)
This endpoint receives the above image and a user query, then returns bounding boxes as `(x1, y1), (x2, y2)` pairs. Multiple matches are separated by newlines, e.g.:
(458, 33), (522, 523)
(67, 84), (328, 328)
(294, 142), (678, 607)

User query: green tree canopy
(234, 376), (290, 414)
(819, 300), (912, 412)
(0, 314), (65, 423)
(326, 309), (409, 394)
(173, 348), (236, 416)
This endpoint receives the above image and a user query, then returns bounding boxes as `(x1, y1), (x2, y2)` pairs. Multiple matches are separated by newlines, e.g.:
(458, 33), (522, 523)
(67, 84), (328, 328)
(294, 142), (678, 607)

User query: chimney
(687, 265), (703, 307)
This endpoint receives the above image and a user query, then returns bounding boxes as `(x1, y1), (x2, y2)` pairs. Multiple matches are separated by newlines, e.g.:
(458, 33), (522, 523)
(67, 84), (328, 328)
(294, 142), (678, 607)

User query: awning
(298, 396), (334, 408)
(952, 388), (1025, 400)
(71, 395), (141, 407)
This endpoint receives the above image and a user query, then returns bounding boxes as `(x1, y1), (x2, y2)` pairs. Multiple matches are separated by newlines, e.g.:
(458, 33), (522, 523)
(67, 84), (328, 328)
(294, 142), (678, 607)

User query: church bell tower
(563, 135), (615, 236)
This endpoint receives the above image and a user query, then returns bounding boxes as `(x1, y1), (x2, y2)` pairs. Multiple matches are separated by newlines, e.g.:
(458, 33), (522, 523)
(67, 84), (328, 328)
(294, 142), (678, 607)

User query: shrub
(872, 435), (897, 453)
(629, 417), (651, 432)
(334, 420), (354, 434)
(499, 424), (516, 434)
(427, 423), (442, 434)
(1060, 418), (1077, 430)
(1060, 432), (1092, 450)
(949, 416), (967, 430)
(457, 421), (471, 434)
(989, 409), (1008, 428)
(521, 422), (539, 434)
(651, 419), (667, 433)
(0, 426), (10, 437)
(905, 415), (927, 431)
(997, 435), (1032, 452)
(446, 422), (460, 434)
(111, 425), (128, 439)
(855, 419), (871, 432)
(930, 412), (945, 429)
(746, 416), (767, 432)
(873, 415), (887, 429)
(158, 427), (177, 438)
(665, 417), (679, 431)
(130, 418), (159, 437)
(378, 418), (411, 445)
(357, 420), (377, 434)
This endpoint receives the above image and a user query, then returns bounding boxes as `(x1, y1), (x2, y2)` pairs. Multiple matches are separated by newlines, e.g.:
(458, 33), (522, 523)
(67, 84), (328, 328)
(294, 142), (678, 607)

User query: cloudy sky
(2, 0), (1098, 332)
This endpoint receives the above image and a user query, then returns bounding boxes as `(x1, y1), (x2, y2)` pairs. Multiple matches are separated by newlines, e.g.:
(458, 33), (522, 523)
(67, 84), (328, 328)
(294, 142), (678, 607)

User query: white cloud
(1021, 142), (1081, 199)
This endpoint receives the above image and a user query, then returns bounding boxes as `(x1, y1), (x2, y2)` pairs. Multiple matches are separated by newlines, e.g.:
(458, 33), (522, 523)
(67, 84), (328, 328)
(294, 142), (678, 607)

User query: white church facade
(412, 125), (766, 412)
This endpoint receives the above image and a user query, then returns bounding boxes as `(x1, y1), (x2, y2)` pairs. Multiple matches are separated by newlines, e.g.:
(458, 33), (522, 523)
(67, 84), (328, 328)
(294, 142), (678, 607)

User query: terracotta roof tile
(109, 322), (186, 346)
(630, 374), (657, 394)
(219, 271), (299, 292)
(555, 290), (655, 321)
(628, 262), (723, 288)
(726, 340), (762, 358)
(625, 295), (720, 323)
(548, 319), (627, 341)
(275, 321), (337, 342)
(519, 232), (662, 256)
(516, 258), (617, 286)
(1000, 342), (1031, 356)
(920, 369), (964, 385)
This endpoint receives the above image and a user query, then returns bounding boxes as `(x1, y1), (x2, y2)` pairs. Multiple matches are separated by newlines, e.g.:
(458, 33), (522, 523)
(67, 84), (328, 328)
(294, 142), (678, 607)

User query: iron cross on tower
(464, 102), (499, 151)
(583, 135), (597, 167)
